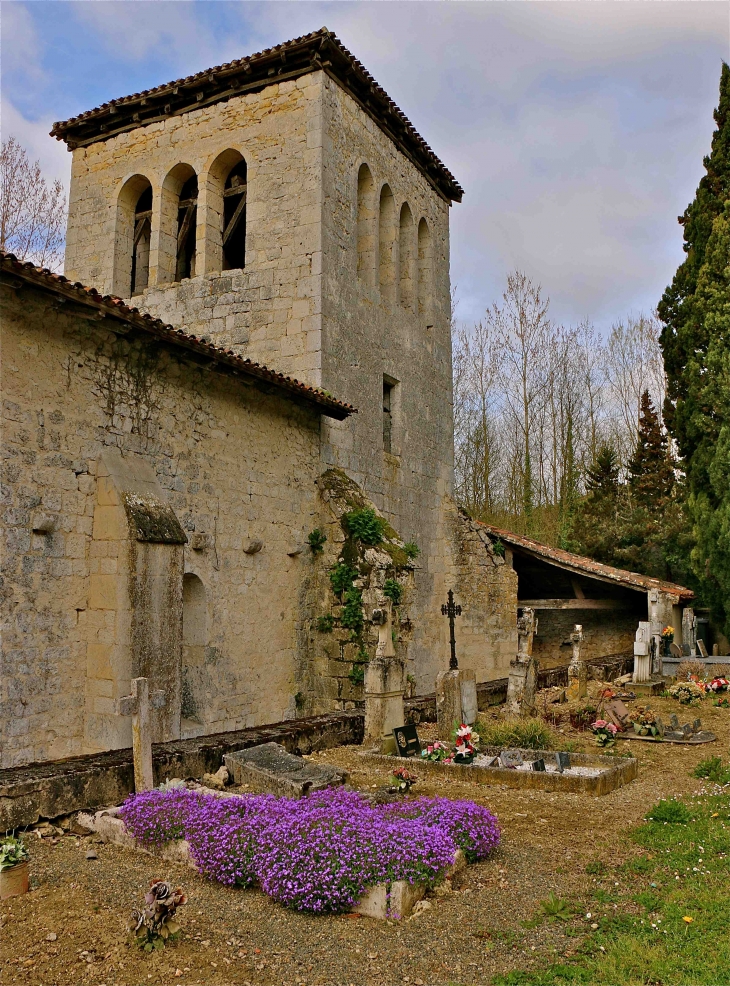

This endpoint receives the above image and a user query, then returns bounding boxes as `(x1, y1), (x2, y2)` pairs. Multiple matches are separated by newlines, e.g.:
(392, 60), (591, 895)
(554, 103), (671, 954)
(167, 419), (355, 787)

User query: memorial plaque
(393, 724), (421, 758)
(531, 758), (546, 772)
(554, 752), (571, 773)
(500, 749), (524, 769)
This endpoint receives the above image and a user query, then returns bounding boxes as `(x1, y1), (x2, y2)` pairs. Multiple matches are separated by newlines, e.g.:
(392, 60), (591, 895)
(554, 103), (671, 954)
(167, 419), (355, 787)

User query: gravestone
(393, 724), (421, 758)
(363, 599), (406, 753)
(500, 749), (524, 768)
(692, 718), (702, 734)
(633, 622), (652, 683)
(531, 758), (546, 772)
(436, 669), (463, 740)
(697, 639), (709, 659)
(669, 713), (680, 730)
(567, 624), (587, 701)
(682, 608), (697, 657)
(669, 642), (682, 659)
(506, 608), (539, 714)
(460, 671), (478, 725)
(554, 752), (571, 773)
(116, 677), (167, 792)
(224, 743), (348, 798)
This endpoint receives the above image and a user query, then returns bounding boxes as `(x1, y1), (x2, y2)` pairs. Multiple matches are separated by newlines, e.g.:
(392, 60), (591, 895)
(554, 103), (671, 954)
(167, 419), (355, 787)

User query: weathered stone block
(224, 741), (348, 797)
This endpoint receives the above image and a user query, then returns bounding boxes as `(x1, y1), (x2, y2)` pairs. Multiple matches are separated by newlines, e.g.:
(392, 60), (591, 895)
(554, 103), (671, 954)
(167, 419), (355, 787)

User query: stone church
(0, 29), (692, 769)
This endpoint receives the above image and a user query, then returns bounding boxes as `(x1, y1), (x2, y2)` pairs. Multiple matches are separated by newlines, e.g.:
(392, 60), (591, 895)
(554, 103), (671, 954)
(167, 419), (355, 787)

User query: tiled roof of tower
(50, 27), (463, 203)
(477, 522), (694, 601)
(0, 252), (356, 421)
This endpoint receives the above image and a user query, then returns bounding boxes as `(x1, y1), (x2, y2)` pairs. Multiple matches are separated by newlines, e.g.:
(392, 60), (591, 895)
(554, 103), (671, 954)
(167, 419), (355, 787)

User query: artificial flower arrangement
(628, 706), (661, 737)
(452, 723), (480, 764)
(591, 719), (619, 747)
(661, 626), (675, 640)
(389, 766), (417, 793)
(669, 680), (705, 705)
(708, 677), (729, 693)
(421, 741), (451, 762)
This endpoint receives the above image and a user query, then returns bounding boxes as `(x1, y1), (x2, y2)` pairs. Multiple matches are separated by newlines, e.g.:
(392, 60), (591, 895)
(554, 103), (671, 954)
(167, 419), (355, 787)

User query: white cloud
(1, 98), (71, 190)
(0, 1), (44, 82)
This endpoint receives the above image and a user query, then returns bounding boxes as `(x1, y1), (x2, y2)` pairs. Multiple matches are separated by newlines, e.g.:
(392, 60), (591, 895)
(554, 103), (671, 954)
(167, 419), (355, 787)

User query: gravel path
(1, 696), (726, 986)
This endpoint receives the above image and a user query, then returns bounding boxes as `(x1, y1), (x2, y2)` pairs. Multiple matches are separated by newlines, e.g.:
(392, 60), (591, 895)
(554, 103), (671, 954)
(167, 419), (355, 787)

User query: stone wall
(531, 605), (645, 667)
(1, 285), (324, 768)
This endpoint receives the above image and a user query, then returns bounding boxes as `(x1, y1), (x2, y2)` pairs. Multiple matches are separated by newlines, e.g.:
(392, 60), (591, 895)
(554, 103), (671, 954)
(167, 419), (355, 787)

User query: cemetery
(1, 18), (729, 986)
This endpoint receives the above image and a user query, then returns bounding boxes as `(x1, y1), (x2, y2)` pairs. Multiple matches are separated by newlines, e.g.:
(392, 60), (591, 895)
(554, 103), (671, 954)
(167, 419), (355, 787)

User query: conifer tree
(627, 391), (674, 508)
(658, 63), (730, 629)
(569, 443), (625, 566)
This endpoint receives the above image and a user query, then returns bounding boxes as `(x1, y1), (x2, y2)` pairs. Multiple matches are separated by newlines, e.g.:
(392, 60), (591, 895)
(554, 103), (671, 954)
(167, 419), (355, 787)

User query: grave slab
(224, 742), (348, 798)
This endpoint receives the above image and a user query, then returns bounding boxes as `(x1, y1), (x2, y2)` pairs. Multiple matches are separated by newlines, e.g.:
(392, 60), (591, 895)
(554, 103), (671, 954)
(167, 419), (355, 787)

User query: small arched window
(131, 185), (152, 295)
(417, 218), (433, 317)
(398, 202), (414, 311)
(113, 174), (153, 298)
(176, 174), (198, 281)
(356, 164), (376, 288)
(379, 184), (396, 306)
(182, 573), (208, 724)
(222, 160), (247, 271)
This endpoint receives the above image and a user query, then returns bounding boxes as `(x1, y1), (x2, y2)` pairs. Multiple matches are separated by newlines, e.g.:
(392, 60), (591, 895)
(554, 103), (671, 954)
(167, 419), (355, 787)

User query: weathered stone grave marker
(500, 749), (524, 769)
(531, 758), (546, 772)
(506, 608), (538, 714)
(555, 752), (571, 773)
(117, 677), (166, 792)
(364, 598), (406, 753)
(435, 590), (477, 737)
(633, 622), (652, 683)
(567, 624), (587, 701)
(224, 742), (348, 798)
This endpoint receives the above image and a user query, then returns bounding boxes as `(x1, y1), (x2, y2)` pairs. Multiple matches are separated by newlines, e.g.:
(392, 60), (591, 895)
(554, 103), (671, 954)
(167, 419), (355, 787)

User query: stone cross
(567, 624), (587, 701)
(372, 599), (396, 659)
(516, 607), (538, 657)
(682, 607), (696, 657)
(441, 589), (462, 670)
(117, 677), (166, 792)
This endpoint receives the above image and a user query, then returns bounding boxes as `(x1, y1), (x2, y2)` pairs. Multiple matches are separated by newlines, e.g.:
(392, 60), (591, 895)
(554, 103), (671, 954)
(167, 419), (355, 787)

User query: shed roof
(50, 27), (463, 203)
(0, 252), (355, 420)
(477, 522), (694, 602)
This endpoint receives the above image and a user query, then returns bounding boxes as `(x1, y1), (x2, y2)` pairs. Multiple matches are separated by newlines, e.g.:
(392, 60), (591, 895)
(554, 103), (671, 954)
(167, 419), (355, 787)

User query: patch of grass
(646, 798), (692, 824)
(476, 716), (555, 750)
(693, 755), (730, 785)
(585, 860), (607, 876)
(494, 792), (730, 986)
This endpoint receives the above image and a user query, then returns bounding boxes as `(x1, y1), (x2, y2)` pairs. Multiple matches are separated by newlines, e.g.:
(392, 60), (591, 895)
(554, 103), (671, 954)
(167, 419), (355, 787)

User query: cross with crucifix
(441, 589), (462, 670)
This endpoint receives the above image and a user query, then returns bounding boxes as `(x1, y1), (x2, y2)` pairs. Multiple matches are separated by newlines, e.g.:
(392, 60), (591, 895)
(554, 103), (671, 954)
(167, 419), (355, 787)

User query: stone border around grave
(76, 800), (464, 920)
(362, 747), (638, 796)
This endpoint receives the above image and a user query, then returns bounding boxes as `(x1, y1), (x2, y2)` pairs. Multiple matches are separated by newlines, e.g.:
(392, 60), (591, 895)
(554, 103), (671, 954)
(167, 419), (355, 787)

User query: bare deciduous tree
(0, 136), (66, 272)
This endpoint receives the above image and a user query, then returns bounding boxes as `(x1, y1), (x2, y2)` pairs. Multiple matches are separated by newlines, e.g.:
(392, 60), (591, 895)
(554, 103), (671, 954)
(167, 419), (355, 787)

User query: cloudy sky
(2, 1), (727, 331)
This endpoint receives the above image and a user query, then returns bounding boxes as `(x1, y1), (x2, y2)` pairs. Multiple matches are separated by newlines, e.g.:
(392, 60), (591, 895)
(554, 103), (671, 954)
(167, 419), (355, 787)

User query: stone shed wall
(530, 605), (644, 669)
(1, 286), (323, 768)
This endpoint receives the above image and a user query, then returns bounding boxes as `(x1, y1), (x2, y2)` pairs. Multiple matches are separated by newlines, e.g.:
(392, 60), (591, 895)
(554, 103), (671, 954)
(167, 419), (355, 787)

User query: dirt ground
(1, 692), (727, 986)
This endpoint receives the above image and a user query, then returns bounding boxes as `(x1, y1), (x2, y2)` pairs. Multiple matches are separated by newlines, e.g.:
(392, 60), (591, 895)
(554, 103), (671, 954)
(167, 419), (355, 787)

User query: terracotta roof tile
(477, 521), (693, 600)
(0, 252), (355, 420)
(49, 27), (463, 203)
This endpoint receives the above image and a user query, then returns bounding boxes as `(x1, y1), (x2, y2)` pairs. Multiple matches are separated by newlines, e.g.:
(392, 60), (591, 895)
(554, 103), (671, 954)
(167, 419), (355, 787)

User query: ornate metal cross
(441, 589), (462, 670)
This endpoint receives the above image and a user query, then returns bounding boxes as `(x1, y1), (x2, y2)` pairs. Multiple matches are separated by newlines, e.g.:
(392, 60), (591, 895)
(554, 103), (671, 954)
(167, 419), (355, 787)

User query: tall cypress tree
(659, 62), (730, 472)
(658, 63), (730, 629)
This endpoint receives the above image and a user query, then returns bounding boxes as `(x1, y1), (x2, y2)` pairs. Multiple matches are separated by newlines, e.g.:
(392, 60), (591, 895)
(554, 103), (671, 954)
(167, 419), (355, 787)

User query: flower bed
(119, 788), (500, 915)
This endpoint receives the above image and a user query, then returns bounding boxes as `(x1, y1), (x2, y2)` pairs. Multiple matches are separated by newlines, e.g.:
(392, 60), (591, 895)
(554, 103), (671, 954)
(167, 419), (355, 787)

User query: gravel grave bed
(1, 695), (727, 986)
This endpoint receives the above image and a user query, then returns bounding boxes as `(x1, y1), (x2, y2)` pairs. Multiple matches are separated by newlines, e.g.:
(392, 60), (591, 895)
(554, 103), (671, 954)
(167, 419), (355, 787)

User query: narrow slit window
(383, 379), (394, 453)
(131, 186), (152, 295)
(176, 175), (198, 281)
(223, 160), (247, 271)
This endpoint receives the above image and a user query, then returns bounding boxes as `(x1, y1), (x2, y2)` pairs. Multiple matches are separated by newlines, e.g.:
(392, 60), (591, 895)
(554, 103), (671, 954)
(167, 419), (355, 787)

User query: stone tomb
(362, 746), (638, 796)
(224, 742), (348, 798)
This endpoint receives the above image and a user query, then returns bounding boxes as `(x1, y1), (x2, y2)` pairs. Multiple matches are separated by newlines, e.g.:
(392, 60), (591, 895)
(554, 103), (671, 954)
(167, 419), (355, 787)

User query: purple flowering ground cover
(119, 787), (500, 914)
